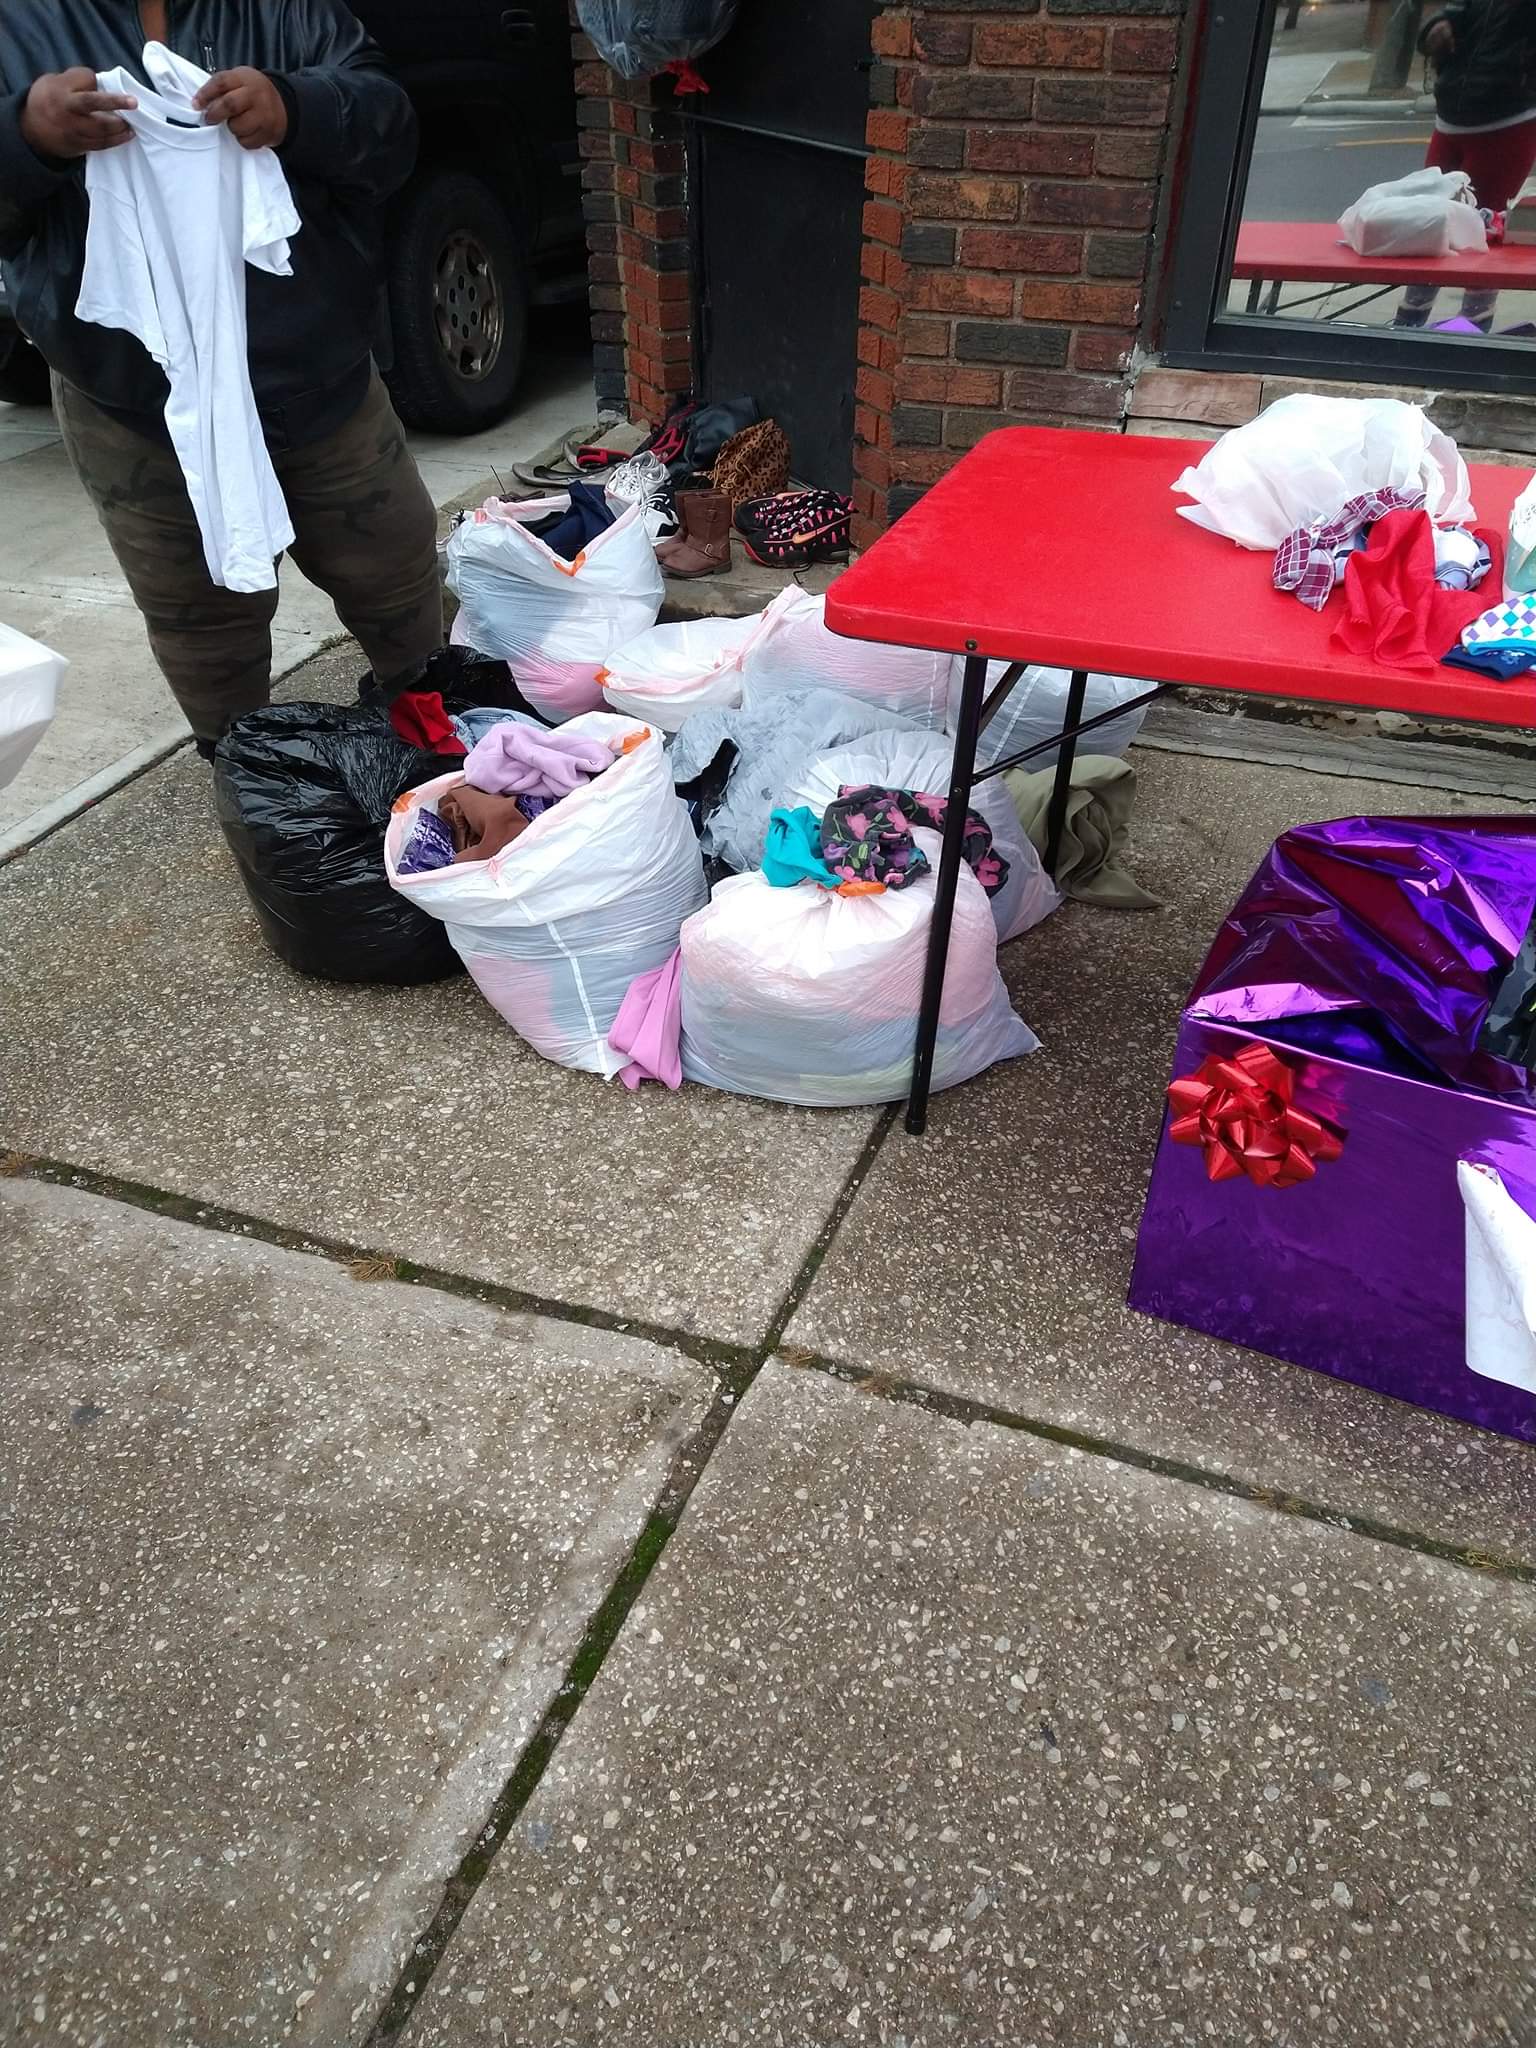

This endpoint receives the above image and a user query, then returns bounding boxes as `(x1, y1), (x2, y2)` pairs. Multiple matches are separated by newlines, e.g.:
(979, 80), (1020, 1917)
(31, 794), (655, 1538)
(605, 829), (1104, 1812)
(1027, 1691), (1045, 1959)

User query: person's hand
(1426, 19), (1456, 61)
(20, 69), (137, 160)
(193, 68), (287, 149)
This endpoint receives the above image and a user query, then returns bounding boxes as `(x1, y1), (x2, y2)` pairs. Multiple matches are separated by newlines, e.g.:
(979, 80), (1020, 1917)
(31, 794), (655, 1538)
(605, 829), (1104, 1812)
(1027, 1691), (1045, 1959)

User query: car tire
(0, 330), (52, 408)
(383, 169), (530, 435)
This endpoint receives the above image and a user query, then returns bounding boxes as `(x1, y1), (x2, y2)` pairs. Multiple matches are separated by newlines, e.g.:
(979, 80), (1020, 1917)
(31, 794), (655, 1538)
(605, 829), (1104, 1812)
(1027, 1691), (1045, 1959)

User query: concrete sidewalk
(2, 651), (1533, 2046)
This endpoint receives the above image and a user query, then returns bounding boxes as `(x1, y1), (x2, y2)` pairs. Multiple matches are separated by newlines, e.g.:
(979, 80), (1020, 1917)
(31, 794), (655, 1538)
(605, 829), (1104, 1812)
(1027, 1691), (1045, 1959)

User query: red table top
(824, 427), (1536, 732)
(1233, 219), (1536, 289)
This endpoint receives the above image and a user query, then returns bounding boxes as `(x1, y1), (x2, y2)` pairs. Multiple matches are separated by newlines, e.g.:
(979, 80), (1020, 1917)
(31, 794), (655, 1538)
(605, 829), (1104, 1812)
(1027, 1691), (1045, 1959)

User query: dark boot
(656, 489), (731, 578)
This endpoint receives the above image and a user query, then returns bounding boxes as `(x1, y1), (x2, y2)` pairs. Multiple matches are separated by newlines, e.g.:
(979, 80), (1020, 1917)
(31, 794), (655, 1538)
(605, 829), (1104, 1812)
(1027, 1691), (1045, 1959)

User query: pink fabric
(464, 721), (614, 799)
(609, 948), (684, 1091)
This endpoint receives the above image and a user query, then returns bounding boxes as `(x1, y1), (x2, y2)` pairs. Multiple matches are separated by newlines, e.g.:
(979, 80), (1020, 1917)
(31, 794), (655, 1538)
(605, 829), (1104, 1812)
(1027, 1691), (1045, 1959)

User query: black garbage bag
(574, 0), (738, 78)
(214, 702), (464, 986)
(357, 643), (554, 726)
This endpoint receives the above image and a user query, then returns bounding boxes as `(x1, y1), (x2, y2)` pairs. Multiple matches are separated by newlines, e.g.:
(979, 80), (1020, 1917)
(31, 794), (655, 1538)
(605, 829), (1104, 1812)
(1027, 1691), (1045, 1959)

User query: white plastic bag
(0, 623), (66, 792)
(385, 714), (706, 1075)
(740, 587), (959, 727)
(1173, 394), (1474, 551)
(958, 664), (1149, 773)
(1339, 168), (1486, 259)
(1507, 472), (1536, 595)
(599, 614), (764, 732)
(786, 727), (1060, 944)
(1460, 1161), (1536, 1395)
(679, 828), (1038, 1107)
(446, 496), (664, 722)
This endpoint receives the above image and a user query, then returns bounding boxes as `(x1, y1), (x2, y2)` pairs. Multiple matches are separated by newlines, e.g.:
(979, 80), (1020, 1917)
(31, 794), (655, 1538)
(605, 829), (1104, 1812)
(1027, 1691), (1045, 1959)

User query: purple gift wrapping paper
(1129, 816), (1536, 1441)
(1129, 1018), (1536, 1441)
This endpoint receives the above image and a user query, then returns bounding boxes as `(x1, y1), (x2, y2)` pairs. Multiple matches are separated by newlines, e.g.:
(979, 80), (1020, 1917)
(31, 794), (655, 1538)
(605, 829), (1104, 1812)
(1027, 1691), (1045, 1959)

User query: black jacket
(1421, 0), (1536, 130)
(0, 0), (416, 430)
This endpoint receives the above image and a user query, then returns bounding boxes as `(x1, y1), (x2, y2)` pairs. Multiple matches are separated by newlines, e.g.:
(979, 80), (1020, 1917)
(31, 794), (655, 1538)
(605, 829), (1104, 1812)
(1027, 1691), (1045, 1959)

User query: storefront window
(1163, 0), (1536, 389)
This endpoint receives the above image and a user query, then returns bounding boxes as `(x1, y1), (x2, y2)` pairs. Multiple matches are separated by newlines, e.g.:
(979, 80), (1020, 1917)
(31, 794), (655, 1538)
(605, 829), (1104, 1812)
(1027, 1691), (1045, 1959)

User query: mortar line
(782, 1346), (1536, 1585)
(356, 1108), (900, 2042)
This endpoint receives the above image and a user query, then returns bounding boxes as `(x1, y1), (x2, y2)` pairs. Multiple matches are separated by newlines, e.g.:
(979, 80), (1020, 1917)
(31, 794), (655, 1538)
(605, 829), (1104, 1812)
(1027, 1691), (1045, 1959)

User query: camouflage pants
(54, 370), (444, 742)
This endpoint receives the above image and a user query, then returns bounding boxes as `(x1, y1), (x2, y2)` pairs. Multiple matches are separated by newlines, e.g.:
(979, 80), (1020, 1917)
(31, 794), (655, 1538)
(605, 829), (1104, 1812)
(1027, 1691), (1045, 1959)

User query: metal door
(686, 1), (880, 493)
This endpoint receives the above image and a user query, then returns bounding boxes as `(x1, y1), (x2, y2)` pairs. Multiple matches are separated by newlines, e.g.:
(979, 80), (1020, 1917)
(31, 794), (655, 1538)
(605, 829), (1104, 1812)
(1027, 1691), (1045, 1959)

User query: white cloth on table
(77, 42), (300, 593)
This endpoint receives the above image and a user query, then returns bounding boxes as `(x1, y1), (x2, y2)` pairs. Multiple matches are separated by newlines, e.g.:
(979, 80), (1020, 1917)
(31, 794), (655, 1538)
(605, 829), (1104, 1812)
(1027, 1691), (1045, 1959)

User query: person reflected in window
(1396, 0), (1536, 330)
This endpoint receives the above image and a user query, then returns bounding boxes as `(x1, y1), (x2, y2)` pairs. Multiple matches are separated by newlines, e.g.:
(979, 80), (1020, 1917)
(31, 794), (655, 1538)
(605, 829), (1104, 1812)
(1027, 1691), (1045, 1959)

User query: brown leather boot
(656, 488), (731, 578)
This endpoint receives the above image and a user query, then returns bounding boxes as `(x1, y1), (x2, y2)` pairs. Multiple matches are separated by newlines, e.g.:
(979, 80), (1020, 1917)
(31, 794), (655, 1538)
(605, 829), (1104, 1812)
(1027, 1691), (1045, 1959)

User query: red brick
(1072, 328), (1137, 374)
(629, 140), (685, 174)
(863, 199), (904, 246)
(959, 227), (1083, 273)
(1018, 280), (1141, 325)
(573, 61), (609, 94)
(578, 133), (614, 161)
(967, 128), (1093, 177)
(1112, 23), (1180, 73)
(856, 366), (896, 412)
(878, 332), (901, 371)
(907, 174), (1019, 222)
(1037, 77), (1169, 126)
(1095, 131), (1164, 180)
(1006, 370), (1125, 419)
(612, 165), (640, 199)
(612, 102), (637, 134)
(861, 241), (888, 285)
(893, 448), (959, 486)
(859, 285), (903, 331)
(858, 327), (886, 369)
(852, 480), (879, 522)
(865, 108), (910, 152)
(855, 404), (890, 447)
(1026, 181), (1155, 229)
(864, 157), (909, 199)
(630, 204), (686, 239)
(895, 362), (1003, 405)
(855, 442), (893, 489)
(656, 270), (691, 302)
(914, 16), (970, 62)
(914, 72), (1033, 120)
(908, 271), (1014, 315)
(974, 21), (1104, 68)
(902, 313), (951, 356)
(870, 9), (913, 58)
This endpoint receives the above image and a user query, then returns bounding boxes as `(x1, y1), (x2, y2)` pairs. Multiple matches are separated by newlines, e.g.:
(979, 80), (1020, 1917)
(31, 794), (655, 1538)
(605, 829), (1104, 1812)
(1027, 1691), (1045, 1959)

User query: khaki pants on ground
(53, 370), (444, 742)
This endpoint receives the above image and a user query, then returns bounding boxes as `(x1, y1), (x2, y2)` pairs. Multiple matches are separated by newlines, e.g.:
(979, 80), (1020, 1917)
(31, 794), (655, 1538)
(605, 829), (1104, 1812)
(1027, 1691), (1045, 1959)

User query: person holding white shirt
(0, 1), (443, 753)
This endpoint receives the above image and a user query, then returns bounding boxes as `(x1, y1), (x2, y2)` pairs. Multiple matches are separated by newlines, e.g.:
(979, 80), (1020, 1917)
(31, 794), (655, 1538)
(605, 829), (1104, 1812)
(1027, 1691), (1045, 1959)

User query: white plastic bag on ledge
(958, 664), (1149, 776)
(786, 727), (1059, 945)
(741, 586), (959, 727)
(0, 623), (66, 792)
(679, 828), (1038, 1108)
(599, 614), (764, 733)
(384, 715), (706, 1075)
(1173, 394), (1474, 550)
(1339, 168), (1486, 259)
(446, 496), (663, 722)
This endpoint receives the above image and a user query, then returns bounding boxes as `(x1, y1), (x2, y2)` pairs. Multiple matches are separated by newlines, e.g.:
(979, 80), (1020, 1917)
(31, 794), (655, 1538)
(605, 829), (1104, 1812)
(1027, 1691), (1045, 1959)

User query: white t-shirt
(77, 43), (301, 594)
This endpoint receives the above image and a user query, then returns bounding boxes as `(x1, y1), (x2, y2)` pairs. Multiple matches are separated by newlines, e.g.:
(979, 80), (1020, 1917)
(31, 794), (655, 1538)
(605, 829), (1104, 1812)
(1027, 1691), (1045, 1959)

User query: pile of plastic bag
(1339, 169), (1487, 261)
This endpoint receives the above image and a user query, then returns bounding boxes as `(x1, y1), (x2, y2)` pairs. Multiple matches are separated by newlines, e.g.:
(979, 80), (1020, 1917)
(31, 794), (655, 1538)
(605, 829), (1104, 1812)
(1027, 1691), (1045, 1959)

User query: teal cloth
(763, 806), (839, 889)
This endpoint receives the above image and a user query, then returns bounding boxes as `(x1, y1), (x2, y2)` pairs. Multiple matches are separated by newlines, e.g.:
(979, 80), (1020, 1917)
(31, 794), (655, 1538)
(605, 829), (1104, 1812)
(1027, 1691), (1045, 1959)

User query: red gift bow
(1166, 1040), (1344, 1190)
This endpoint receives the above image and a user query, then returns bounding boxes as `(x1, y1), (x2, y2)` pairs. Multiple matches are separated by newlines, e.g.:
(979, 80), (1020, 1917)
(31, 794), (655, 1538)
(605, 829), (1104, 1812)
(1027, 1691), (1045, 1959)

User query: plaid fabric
(1273, 487), (1426, 611)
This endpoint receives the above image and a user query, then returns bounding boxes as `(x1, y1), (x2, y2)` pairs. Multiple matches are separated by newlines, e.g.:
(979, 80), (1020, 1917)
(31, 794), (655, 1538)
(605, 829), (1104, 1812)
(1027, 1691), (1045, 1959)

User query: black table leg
(1245, 277), (1263, 314)
(1042, 668), (1088, 879)
(906, 651), (987, 1138)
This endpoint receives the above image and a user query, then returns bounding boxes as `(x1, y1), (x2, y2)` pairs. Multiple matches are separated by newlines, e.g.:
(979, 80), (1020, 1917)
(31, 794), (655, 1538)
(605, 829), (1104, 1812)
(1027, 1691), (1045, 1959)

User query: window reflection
(1229, 0), (1536, 343)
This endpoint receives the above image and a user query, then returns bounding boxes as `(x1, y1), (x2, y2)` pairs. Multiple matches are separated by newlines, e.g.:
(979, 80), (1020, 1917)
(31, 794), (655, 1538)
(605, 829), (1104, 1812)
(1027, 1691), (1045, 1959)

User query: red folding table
(1232, 221), (1536, 318)
(824, 426), (1536, 1134)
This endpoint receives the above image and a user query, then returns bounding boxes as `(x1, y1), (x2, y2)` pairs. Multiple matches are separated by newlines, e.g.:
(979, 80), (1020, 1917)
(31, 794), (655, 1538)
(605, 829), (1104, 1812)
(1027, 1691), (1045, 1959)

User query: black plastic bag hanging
(214, 702), (464, 986)
(574, 0), (738, 79)
(357, 643), (554, 726)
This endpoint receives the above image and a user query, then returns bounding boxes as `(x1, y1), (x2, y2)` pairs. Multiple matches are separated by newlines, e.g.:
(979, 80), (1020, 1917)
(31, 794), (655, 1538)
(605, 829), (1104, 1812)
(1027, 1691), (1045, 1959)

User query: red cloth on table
(389, 690), (466, 757)
(1331, 509), (1503, 675)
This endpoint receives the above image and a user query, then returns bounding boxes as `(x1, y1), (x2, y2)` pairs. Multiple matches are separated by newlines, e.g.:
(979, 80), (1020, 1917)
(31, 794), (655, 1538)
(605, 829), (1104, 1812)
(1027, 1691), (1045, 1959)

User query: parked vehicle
(0, 0), (582, 432)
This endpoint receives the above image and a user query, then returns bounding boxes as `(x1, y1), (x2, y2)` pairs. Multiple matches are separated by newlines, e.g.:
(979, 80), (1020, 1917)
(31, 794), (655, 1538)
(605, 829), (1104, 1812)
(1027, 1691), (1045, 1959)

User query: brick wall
(573, 25), (694, 421)
(853, 0), (1188, 547)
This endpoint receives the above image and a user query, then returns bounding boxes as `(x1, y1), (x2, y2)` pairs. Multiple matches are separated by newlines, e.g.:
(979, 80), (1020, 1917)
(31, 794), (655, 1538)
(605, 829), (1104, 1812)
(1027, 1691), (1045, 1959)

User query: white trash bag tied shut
(1172, 394), (1474, 551)
(1339, 168), (1487, 260)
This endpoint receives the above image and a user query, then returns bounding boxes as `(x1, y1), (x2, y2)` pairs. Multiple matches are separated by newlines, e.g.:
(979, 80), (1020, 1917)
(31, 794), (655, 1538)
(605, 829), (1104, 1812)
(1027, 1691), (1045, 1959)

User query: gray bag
(575, 0), (738, 77)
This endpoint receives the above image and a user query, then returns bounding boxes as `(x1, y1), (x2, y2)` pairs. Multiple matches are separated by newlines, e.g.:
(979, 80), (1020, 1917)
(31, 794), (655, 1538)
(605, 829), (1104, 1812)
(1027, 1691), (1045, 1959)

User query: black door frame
(1160, 0), (1536, 395)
